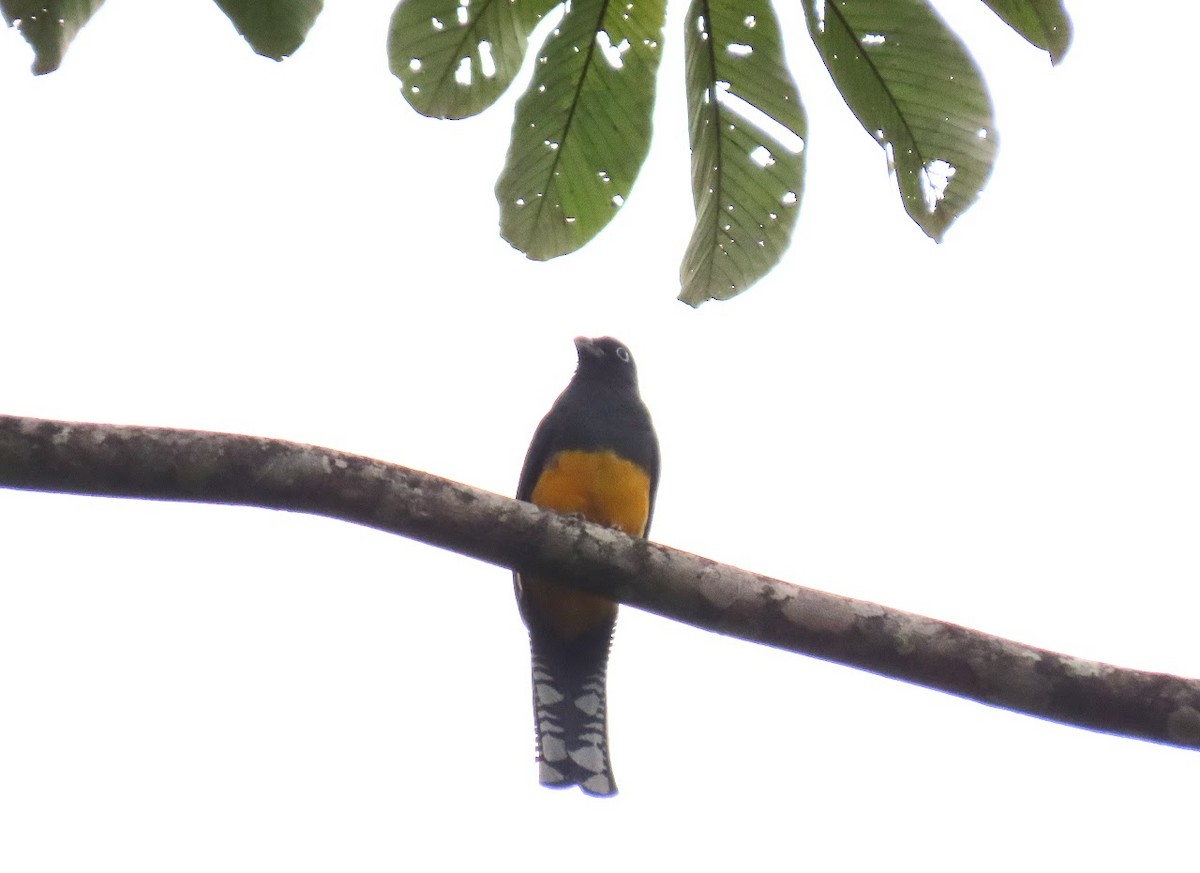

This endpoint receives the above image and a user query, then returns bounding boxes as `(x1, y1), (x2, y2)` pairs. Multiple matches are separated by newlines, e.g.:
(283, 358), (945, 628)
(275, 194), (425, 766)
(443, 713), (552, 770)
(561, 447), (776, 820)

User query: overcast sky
(3, 1), (1198, 869)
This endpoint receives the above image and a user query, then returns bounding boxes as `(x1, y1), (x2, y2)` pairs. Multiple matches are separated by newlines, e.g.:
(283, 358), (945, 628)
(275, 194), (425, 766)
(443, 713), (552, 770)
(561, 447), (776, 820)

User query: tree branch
(2, 412), (1199, 751)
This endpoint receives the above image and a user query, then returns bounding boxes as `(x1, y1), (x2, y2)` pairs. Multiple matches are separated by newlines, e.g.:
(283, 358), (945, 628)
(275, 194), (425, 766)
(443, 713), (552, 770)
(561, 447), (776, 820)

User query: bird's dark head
(573, 336), (638, 385)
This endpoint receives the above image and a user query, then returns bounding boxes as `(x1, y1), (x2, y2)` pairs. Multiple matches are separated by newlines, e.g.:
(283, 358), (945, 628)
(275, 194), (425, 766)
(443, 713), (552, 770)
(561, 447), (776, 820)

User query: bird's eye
(615, 346), (631, 363)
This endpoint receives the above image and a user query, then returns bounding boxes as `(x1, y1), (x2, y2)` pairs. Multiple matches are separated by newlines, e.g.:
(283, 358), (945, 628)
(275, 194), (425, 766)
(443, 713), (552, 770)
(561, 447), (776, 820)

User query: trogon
(515, 336), (660, 796)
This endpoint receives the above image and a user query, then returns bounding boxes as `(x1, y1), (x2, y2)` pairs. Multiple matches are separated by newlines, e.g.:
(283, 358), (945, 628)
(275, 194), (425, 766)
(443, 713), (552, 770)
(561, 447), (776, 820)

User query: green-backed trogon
(515, 336), (660, 796)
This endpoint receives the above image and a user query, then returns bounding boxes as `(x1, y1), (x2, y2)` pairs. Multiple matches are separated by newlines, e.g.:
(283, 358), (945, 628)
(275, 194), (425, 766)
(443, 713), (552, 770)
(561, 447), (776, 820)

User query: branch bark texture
(2, 413), (1199, 751)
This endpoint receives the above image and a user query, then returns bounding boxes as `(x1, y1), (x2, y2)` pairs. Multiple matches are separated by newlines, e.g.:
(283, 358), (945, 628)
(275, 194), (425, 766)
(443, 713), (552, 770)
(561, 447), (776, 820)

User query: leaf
(213, 0), (322, 61)
(496, 0), (666, 260)
(978, 0), (1072, 65)
(388, 0), (560, 120)
(679, 0), (807, 305)
(0, 0), (105, 74)
(805, 0), (997, 242)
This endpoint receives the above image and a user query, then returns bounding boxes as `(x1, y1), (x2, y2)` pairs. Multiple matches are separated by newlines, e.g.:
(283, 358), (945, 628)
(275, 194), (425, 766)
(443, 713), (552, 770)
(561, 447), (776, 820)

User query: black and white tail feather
(528, 623), (618, 796)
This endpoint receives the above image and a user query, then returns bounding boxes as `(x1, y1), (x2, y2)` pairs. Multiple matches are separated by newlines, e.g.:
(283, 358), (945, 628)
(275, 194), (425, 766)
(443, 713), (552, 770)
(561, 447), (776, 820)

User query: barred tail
(528, 627), (617, 797)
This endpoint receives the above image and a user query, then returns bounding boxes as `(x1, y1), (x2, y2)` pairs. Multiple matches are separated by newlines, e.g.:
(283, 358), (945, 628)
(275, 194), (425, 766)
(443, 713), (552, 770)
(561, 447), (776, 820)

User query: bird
(514, 336), (660, 796)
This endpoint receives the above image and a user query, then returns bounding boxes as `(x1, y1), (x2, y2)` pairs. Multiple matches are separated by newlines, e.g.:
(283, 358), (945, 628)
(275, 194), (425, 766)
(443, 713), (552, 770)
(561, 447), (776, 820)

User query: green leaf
(388, 0), (559, 120)
(805, 0), (997, 242)
(496, 0), (666, 260)
(213, 0), (322, 61)
(978, 0), (1072, 65)
(680, 0), (806, 305)
(0, 0), (104, 74)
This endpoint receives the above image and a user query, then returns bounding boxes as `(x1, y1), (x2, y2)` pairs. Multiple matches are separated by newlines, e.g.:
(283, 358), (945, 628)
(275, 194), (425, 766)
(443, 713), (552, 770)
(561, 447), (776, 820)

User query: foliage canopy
(2, 0), (1071, 304)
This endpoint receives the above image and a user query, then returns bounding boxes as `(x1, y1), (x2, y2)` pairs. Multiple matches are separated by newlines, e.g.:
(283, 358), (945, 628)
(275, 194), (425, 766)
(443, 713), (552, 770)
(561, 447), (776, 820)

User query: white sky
(2, 1), (1198, 869)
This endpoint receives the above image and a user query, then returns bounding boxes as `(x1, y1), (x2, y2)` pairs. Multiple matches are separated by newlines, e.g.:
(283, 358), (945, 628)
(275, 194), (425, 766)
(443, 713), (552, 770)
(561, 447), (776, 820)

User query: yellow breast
(522, 449), (652, 639)
(529, 449), (651, 536)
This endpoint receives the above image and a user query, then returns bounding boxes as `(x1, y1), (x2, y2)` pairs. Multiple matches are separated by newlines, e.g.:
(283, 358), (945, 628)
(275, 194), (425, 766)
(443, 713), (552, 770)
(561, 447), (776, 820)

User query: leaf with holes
(0, 0), (105, 74)
(680, 0), (806, 305)
(979, 0), (1072, 65)
(214, 0), (322, 61)
(388, 0), (560, 120)
(496, 0), (666, 260)
(805, 0), (996, 242)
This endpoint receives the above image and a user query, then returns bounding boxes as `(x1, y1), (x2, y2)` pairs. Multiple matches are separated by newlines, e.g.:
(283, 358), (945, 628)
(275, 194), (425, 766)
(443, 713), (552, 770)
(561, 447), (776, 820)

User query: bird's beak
(574, 336), (603, 359)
